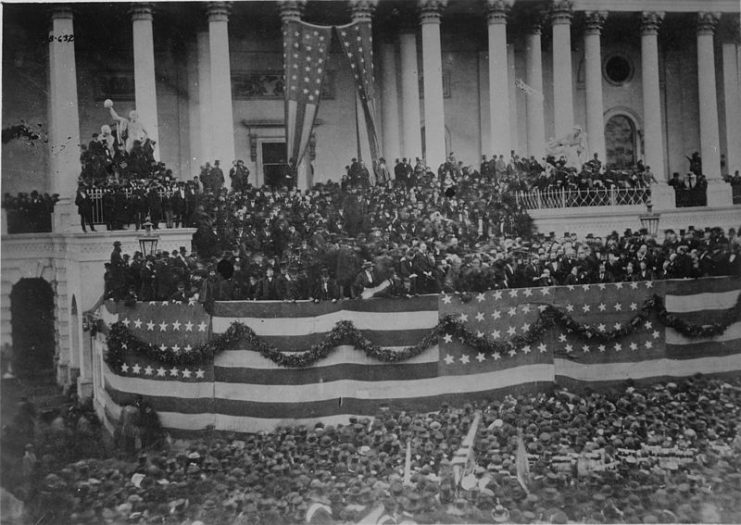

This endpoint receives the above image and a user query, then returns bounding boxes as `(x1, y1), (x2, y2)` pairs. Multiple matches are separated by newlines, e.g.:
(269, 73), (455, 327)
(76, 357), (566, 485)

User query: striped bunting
(100, 277), (741, 434)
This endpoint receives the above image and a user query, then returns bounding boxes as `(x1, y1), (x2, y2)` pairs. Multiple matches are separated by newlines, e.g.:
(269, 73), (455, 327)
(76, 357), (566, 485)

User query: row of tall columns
(722, 35), (741, 176)
(131, 4), (160, 160)
(49, 8), (81, 199)
(207, 2), (236, 167)
(47, 3), (236, 205)
(399, 31), (422, 161)
(583, 11), (606, 161)
(525, 26), (545, 158)
(486, 0), (510, 157)
(551, 1), (574, 139)
(419, 0), (447, 169)
(640, 12), (665, 181)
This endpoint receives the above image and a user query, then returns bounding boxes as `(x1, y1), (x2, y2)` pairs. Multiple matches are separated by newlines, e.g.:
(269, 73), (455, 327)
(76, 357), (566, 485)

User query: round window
(603, 55), (633, 85)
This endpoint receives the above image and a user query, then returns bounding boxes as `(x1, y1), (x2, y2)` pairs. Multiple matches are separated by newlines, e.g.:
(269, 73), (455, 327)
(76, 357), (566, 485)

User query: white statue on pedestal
(547, 126), (588, 168)
(104, 99), (148, 153)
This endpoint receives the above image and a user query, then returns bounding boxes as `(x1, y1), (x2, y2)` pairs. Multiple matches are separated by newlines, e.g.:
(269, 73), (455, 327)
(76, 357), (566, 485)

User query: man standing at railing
(74, 184), (95, 233)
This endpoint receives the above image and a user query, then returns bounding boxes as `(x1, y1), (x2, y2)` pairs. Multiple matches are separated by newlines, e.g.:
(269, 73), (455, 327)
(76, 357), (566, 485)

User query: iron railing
(88, 188), (170, 225)
(515, 187), (650, 209)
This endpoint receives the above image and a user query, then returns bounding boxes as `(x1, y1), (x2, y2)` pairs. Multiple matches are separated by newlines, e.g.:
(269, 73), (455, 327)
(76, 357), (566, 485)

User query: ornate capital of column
(697, 12), (721, 35)
(640, 11), (664, 36)
(350, 0), (378, 22)
(207, 2), (232, 23)
(278, 0), (307, 24)
(50, 5), (74, 20)
(418, 0), (447, 25)
(584, 11), (607, 35)
(130, 3), (154, 22)
(551, 0), (573, 25)
(486, 0), (512, 25)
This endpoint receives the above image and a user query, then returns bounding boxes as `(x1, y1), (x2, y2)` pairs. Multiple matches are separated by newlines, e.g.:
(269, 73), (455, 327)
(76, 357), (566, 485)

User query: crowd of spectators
(104, 221), (741, 304)
(17, 376), (741, 524)
(466, 152), (657, 195)
(1, 191), (59, 233)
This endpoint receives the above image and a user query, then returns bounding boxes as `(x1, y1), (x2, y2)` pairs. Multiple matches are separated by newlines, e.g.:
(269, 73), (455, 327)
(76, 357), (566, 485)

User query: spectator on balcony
(229, 159), (250, 193)
(74, 185), (95, 233)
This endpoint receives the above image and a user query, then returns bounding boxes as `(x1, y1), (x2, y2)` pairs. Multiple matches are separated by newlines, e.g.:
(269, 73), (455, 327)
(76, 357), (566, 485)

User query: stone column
(640, 12), (673, 210)
(486, 0), (511, 157)
(525, 20), (545, 159)
(196, 30), (212, 166)
(551, 0), (574, 139)
(350, 0), (377, 168)
(722, 20), (741, 176)
(584, 11), (606, 161)
(641, 12), (665, 182)
(207, 2), (235, 167)
(49, 7), (81, 232)
(399, 29), (422, 161)
(419, 0), (447, 169)
(131, 3), (160, 160)
(696, 12), (731, 207)
(380, 40), (401, 164)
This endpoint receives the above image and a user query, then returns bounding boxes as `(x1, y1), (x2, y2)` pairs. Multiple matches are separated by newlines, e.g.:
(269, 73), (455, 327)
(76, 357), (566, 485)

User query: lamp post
(138, 218), (159, 257)
(639, 199), (661, 237)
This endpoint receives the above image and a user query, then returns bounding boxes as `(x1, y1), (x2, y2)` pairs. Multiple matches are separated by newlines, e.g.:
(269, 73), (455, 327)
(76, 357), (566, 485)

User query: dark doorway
(10, 278), (55, 378)
(262, 142), (291, 188)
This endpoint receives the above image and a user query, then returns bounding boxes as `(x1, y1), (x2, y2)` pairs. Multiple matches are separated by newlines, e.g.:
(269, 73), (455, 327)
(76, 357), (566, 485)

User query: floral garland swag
(106, 292), (741, 372)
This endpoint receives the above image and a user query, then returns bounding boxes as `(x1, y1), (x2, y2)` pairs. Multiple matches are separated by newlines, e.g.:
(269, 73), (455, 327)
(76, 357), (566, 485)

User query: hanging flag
(516, 427), (531, 493)
(336, 21), (381, 165)
(283, 21), (333, 169)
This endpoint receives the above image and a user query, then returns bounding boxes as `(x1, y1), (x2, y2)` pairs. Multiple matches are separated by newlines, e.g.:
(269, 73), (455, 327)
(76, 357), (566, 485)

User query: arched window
(604, 114), (637, 169)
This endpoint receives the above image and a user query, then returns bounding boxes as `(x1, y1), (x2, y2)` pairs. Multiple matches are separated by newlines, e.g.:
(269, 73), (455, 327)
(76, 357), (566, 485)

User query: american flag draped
(95, 277), (741, 435)
(283, 21), (332, 168)
(335, 21), (381, 164)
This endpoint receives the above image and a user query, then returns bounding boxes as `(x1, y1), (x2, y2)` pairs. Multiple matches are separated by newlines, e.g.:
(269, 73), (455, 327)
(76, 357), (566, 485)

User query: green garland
(106, 289), (741, 371)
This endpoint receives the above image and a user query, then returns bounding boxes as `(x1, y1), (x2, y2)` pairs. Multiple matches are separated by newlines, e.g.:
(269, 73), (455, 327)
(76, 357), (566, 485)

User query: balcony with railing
(515, 187), (650, 210)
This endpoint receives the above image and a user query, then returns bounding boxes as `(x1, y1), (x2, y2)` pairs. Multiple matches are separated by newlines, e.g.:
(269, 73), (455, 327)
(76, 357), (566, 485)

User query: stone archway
(604, 111), (641, 170)
(10, 278), (55, 378)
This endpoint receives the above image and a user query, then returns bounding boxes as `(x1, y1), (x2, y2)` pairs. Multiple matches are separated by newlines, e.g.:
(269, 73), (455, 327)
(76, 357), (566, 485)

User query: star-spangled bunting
(283, 21), (333, 168)
(438, 280), (663, 375)
(335, 21), (381, 164)
(104, 301), (212, 382)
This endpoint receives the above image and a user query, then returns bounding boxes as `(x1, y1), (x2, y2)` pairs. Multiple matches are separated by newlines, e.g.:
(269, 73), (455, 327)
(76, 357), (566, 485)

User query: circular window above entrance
(603, 54), (633, 85)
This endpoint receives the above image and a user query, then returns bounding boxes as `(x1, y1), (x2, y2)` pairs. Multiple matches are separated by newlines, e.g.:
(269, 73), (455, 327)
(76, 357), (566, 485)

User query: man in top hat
(352, 260), (380, 299)
(312, 267), (340, 302)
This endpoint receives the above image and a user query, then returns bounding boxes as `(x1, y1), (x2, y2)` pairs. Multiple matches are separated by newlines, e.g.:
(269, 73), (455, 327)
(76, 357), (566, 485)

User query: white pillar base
(52, 198), (79, 234)
(650, 184), (676, 211)
(705, 181), (733, 207)
(77, 376), (94, 401)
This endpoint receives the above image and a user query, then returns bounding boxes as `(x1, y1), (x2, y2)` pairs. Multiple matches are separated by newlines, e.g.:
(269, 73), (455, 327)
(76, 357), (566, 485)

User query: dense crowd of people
(467, 152), (657, 194)
(12, 376), (741, 524)
(104, 220), (741, 303)
(1, 191), (58, 234)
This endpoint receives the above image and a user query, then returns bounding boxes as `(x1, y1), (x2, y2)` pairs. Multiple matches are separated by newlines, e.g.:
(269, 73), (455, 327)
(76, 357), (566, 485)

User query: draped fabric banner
(336, 21), (381, 165)
(95, 277), (741, 435)
(283, 21), (333, 169)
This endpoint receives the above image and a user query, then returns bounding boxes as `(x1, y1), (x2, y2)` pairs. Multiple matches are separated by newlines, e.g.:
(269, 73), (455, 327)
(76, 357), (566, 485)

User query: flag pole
(355, 93), (362, 162)
(403, 439), (412, 486)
